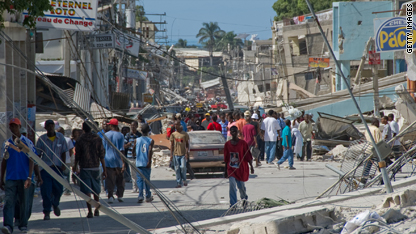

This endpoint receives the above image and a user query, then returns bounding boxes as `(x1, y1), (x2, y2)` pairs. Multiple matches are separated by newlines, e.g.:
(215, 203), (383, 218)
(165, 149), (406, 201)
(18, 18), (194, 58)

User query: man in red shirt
(207, 115), (222, 132)
(224, 126), (254, 207)
(242, 112), (258, 166)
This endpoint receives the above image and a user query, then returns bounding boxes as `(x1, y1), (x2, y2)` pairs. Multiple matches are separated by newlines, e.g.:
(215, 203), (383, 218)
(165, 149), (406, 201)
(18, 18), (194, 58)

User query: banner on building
(308, 57), (330, 68)
(123, 68), (147, 80)
(25, 0), (98, 31)
(114, 29), (140, 57)
(80, 34), (114, 49)
(374, 17), (416, 52)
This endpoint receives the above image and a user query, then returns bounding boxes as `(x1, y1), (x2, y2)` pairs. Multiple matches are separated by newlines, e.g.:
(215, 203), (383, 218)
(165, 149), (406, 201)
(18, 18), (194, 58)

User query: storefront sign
(81, 34), (114, 49)
(374, 17), (416, 52)
(143, 93), (153, 103)
(123, 68), (147, 80)
(114, 29), (140, 57)
(308, 57), (330, 68)
(25, 0), (98, 31)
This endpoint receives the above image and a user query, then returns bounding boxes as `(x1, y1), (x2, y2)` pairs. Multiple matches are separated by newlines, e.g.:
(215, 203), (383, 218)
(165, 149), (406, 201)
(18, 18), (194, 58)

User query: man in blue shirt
(0, 118), (35, 233)
(36, 119), (68, 221)
(275, 119), (296, 170)
(133, 124), (154, 203)
(218, 112), (229, 139)
(103, 118), (126, 203)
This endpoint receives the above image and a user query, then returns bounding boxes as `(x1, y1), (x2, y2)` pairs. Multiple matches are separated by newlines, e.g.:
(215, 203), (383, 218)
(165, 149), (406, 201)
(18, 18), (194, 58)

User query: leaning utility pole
(220, 64), (234, 110)
(304, 0), (393, 193)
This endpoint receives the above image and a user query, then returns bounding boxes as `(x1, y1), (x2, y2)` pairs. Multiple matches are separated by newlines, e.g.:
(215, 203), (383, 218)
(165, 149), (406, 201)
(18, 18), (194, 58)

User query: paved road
(1, 161), (342, 233)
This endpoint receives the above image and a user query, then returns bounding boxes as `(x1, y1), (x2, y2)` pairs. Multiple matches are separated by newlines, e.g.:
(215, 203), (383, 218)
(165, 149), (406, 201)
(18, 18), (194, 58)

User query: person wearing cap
(176, 113), (188, 133)
(103, 118), (126, 203)
(201, 113), (212, 130)
(132, 124), (154, 203)
(35, 119), (69, 221)
(0, 118), (36, 233)
(242, 112), (258, 166)
(170, 120), (190, 188)
(250, 113), (262, 166)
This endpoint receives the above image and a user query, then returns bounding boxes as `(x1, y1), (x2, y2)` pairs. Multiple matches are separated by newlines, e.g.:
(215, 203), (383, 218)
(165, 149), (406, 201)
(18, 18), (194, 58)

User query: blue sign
(375, 17), (416, 52)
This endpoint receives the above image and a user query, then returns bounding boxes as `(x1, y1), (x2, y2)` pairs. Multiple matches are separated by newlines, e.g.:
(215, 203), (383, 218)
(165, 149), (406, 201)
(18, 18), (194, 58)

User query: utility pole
(64, 30), (71, 77)
(305, 0), (393, 193)
(261, 64), (266, 96)
(180, 60), (183, 88)
(220, 64), (234, 110)
(370, 40), (380, 118)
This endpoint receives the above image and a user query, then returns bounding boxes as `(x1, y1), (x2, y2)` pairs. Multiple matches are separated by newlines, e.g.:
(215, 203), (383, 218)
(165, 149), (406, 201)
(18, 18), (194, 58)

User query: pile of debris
(152, 147), (171, 168)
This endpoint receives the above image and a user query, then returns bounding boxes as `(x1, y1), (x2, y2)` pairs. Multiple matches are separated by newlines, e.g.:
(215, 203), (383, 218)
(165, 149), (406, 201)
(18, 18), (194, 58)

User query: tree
(135, 5), (148, 22)
(0, 0), (52, 28)
(196, 22), (225, 66)
(215, 31), (244, 52)
(175, 38), (188, 48)
(272, 0), (344, 21)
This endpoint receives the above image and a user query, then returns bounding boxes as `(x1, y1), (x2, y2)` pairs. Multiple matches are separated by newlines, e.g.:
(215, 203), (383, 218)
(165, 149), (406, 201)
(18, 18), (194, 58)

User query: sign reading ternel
(25, 0), (98, 31)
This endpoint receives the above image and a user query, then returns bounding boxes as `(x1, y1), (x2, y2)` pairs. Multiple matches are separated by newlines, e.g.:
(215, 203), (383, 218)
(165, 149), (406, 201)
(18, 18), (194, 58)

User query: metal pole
(304, 0), (393, 193)
(220, 64), (234, 110)
(14, 138), (151, 234)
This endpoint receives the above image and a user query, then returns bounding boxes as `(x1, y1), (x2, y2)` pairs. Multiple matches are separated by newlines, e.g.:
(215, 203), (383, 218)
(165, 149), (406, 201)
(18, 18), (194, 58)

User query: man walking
(299, 115), (314, 161)
(124, 121), (142, 193)
(133, 124), (154, 203)
(36, 120), (68, 220)
(170, 121), (190, 188)
(57, 127), (74, 196)
(207, 115), (222, 132)
(260, 110), (280, 164)
(381, 116), (392, 142)
(242, 112), (258, 166)
(224, 126), (254, 207)
(103, 118), (126, 203)
(218, 113), (228, 139)
(276, 120), (296, 170)
(388, 113), (401, 156)
(1, 118), (35, 233)
(73, 122), (107, 218)
(176, 113), (188, 133)
(201, 113), (212, 130)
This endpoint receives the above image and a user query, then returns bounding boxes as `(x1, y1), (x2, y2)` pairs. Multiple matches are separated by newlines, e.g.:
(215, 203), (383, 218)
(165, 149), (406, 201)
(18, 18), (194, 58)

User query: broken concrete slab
(227, 207), (337, 234)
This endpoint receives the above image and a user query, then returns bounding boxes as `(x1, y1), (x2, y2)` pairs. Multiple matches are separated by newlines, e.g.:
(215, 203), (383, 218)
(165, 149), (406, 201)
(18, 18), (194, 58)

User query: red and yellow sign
(308, 58), (330, 68)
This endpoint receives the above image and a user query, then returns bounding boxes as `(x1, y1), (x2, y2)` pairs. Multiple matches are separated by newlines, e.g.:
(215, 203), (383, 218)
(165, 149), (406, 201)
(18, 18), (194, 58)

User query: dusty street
(4, 161), (343, 233)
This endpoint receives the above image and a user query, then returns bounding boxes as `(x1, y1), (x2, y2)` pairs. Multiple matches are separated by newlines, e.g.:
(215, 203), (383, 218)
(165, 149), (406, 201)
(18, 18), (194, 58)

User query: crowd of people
(165, 108), (318, 207)
(0, 117), (154, 233)
(1, 108), (402, 232)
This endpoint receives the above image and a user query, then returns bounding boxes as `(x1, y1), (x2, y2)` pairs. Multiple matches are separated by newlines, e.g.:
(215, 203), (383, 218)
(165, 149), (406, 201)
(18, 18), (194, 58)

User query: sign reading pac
(375, 17), (416, 52)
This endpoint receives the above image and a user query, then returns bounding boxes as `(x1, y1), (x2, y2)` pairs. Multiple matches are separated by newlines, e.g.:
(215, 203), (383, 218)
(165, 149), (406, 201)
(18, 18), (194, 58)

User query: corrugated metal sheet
(73, 84), (91, 112)
(111, 92), (130, 111)
(90, 102), (120, 120)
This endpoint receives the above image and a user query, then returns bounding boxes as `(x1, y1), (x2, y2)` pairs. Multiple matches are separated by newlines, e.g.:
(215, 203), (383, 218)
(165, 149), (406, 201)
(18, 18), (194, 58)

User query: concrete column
(335, 60), (350, 91)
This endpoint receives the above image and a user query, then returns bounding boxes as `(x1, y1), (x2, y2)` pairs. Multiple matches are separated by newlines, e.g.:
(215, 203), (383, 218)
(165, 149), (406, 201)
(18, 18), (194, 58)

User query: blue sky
(138, 0), (277, 45)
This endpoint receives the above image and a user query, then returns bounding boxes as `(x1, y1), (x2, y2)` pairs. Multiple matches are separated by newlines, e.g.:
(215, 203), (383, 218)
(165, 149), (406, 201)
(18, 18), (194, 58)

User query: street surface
(2, 161), (342, 233)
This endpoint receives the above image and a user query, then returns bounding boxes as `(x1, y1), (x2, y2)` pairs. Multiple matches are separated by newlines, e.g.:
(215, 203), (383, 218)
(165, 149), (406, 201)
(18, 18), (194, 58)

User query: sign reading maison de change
(24, 0), (98, 31)
(374, 17), (416, 52)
